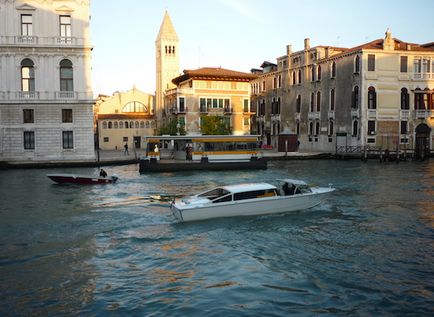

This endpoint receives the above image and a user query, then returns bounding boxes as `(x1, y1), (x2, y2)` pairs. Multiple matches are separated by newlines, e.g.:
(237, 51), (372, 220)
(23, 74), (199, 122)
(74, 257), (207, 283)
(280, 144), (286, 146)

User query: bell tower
(155, 11), (179, 120)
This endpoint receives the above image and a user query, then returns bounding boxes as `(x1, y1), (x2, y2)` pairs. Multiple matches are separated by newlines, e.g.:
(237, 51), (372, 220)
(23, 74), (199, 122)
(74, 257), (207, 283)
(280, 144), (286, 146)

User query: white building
(0, 0), (95, 163)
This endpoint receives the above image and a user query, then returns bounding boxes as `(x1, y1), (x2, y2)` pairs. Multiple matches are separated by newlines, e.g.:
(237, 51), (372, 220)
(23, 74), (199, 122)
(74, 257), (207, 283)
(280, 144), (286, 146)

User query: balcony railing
(351, 109), (359, 118)
(224, 107), (233, 114)
(200, 106), (208, 113)
(415, 109), (434, 119)
(413, 73), (433, 80)
(1, 91), (94, 101)
(328, 111), (335, 119)
(308, 112), (320, 120)
(400, 109), (410, 119)
(367, 109), (377, 118)
(0, 36), (91, 47)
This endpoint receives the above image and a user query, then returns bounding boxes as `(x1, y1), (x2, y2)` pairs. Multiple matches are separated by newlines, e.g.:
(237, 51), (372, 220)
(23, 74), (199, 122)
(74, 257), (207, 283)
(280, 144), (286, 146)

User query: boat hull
(47, 174), (117, 185)
(171, 187), (334, 222)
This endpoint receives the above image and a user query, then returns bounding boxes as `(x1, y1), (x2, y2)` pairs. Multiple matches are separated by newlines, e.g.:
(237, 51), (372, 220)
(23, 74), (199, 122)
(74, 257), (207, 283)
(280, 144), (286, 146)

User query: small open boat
(170, 179), (335, 222)
(47, 173), (118, 185)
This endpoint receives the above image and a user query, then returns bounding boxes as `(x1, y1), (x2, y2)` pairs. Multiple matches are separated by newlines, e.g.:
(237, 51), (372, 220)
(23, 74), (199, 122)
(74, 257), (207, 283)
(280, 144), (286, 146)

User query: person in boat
(99, 169), (107, 178)
(282, 182), (295, 196)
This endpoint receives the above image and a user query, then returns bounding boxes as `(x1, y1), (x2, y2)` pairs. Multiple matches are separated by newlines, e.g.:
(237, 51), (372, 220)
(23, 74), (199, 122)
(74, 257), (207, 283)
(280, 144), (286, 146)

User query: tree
(158, 117), (186, 135)
(200, 116), (231, 135)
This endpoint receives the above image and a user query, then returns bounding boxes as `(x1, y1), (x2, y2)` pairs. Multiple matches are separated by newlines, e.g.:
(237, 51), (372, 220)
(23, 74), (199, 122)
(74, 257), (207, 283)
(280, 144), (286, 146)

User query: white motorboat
(170, 179), (335, 222)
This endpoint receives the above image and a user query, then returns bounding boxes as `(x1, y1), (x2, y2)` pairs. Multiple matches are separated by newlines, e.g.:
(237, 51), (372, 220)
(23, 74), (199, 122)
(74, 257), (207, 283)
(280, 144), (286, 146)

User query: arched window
(296, 95), (301, 113)
(108, 121), (112, 129)
(296, 120), (300, 135)
(125, 121), (129, 128)
(316, 91), (321, 111)
(21, 58), (35, 91)
(145, 121), (150, 128)
(317, 65), (322, 81)
(140, 121), (145, 128)
(354, 55), (360, 73)
(298, 70), (302, 84)
(60, 59), (73, 91)
(114, 121), (118, 128)
(119, 121), (124, 128)
(315, 121), (320, 135)
(331, 61), (336, 78)
(309, 121), (313, 136)
(352, 120), (358, 136)
(292, 71), (296, 85)
(352, 86), (359, 108)
(311, 66), (315, 82)
(135, 121), (139, 128)
(129, 121), (134, 128)
(328, 120), (334, 136)
(310, 92), (315, 112)
(330, 89), (335, 111)
(122, 101), (148, 113)
(368, 86), (376, 109)
(401, 88), (409, 110)
(102, 121), (107, 129)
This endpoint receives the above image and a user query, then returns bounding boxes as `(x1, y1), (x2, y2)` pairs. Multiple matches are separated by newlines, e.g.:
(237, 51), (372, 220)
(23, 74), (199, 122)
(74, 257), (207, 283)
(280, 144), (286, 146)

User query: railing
(200, 106), (208, 113)
(367, 109), (377, 118)
(351, 109), (359, 118)
(0, 36), (91, 47)
(308, 112), (320, 120)
(295, 112), (301, 120)
(1, 91), (94, 101)
(415, 109), (434, 119)
(413, 73), (433, 80)
(224, 107), (233, 114)
(328, 111), (335, 119)
(400, 109), (410, 119)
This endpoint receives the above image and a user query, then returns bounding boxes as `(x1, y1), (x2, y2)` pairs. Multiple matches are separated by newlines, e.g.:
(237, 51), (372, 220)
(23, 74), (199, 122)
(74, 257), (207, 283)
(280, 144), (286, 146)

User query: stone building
(165, 67), (258, 135)
(95, 87), (156, 150)
(0, 0), (95, 162)
(251, 31), (434, 156)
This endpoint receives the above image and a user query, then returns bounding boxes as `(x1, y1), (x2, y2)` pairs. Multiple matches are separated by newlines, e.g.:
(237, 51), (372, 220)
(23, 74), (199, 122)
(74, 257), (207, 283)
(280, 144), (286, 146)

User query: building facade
(155, 11), (179, 123)
(251, 31), (434, 156)
(0, 0), (95, 162)
(165, 67), (258, 135)
(95, 87), (156, 150)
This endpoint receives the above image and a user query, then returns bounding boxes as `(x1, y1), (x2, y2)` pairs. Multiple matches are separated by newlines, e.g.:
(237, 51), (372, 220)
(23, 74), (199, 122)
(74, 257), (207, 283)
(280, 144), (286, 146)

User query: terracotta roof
(172, 67), (259, 85)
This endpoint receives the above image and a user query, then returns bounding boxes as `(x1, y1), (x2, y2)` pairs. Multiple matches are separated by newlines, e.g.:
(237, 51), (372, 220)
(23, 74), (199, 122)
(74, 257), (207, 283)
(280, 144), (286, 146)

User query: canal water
(0, 160), (433, 316)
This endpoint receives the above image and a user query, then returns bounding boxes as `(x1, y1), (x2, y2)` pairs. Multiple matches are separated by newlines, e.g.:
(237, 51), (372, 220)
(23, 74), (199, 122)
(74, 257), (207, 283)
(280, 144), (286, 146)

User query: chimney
(286, 44), (292, 56)
(304, 38), (310, 50)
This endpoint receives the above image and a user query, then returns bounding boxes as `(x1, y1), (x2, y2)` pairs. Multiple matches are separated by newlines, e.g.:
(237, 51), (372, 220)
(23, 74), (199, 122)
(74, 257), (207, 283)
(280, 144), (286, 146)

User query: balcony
(400, 109), (410, 119)
(308, 112), (320, 120)
(351, 109), (359, 118)
(0, 36), (91, 47)
(413, 73), (433, 80)
(200, 106), (208, 113)
(0, 91), (94, 101)
(367, 109), (377, 119)
(328, 111), (335, 119)
(224, 107), (233, 114)
(295, 112), (301, 121)
(415, 109), (434, 119)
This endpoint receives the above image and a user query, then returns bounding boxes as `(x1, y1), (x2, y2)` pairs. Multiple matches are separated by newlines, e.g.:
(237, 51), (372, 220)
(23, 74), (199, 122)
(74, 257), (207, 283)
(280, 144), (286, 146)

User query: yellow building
(96, 87), (156, 150)
(165, 67), (258, 135)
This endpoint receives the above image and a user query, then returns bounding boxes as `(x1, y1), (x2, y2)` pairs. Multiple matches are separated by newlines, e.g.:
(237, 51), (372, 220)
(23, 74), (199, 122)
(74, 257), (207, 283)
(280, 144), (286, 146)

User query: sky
(90, 0), (434, 97)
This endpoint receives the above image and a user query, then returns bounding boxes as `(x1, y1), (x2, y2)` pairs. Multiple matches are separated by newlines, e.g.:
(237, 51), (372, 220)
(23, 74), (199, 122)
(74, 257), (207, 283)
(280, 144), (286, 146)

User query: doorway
(134, 136), (141, 149)
(415, 123), (431, 159)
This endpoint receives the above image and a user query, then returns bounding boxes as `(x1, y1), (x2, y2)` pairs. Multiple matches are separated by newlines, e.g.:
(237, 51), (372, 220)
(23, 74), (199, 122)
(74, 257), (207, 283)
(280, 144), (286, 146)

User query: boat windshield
(296, 185), (312, 194)
(198, 188), (230, 200)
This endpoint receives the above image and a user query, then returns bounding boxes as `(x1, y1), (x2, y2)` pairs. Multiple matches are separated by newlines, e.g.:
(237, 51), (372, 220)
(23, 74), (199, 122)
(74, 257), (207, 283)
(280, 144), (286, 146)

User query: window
(328, 120), (334, 136)
(400, 56), (408, 73)
(352, 86), (359, 108)
(354, 55), (360, 73)
(309, 121), (313, 136)
(104, 137), (109, 142)
(296, 121), (300, 135)
(123, 137), (128, 142)
(298, 70), (302, 84)
(243, 99), (249, 112)
(296, 95), (301, 113)
(310, 92), (315, 112)
(400, 121), (408, 135)
(352, 120), (358, 137)
(24, 131), (35, 150)
(317, 65), (322, 81)
(315, 121), (320, 136)
(401, 88), (409, 110)
(414, 58), (422, 73)
(21, 59), (35, 92)
(108, 121), (112, 129)
(62, 131), (73, 149)
(21, 14), (33, 37)
(60, 59), (73, 91)
(59, 15), (71, 41)
(367, 120), (376, 135)
(316, 92), (321, 111)
(368, 86), (376, 109)
(292, 71), (296, 85)
(311, 66), (315, 82)
(179, 97), (185, 112)
(368, 54), (375, 71)
(62, 109), (73, 123)
(102, 121), (107, 129)
(331, 61), (336, 78)
(244, 117), (250, 126)
(23, 109), (34, 123)
(330, 89), (335, 111)
(122, 101), (148, 113)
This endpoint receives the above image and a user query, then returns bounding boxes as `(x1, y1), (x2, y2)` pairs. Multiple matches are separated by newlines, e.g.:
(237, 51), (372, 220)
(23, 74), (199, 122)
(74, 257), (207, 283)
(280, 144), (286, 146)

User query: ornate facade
(251, 31), (434, 157)
(0, 0), (95, 162)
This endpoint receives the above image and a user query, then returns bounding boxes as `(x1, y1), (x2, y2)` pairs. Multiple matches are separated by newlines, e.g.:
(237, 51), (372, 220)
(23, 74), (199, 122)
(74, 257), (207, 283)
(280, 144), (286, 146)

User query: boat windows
(198, 188), (230, 200)
(234, 189), (276, 201)
(212, 194), (233, 203)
